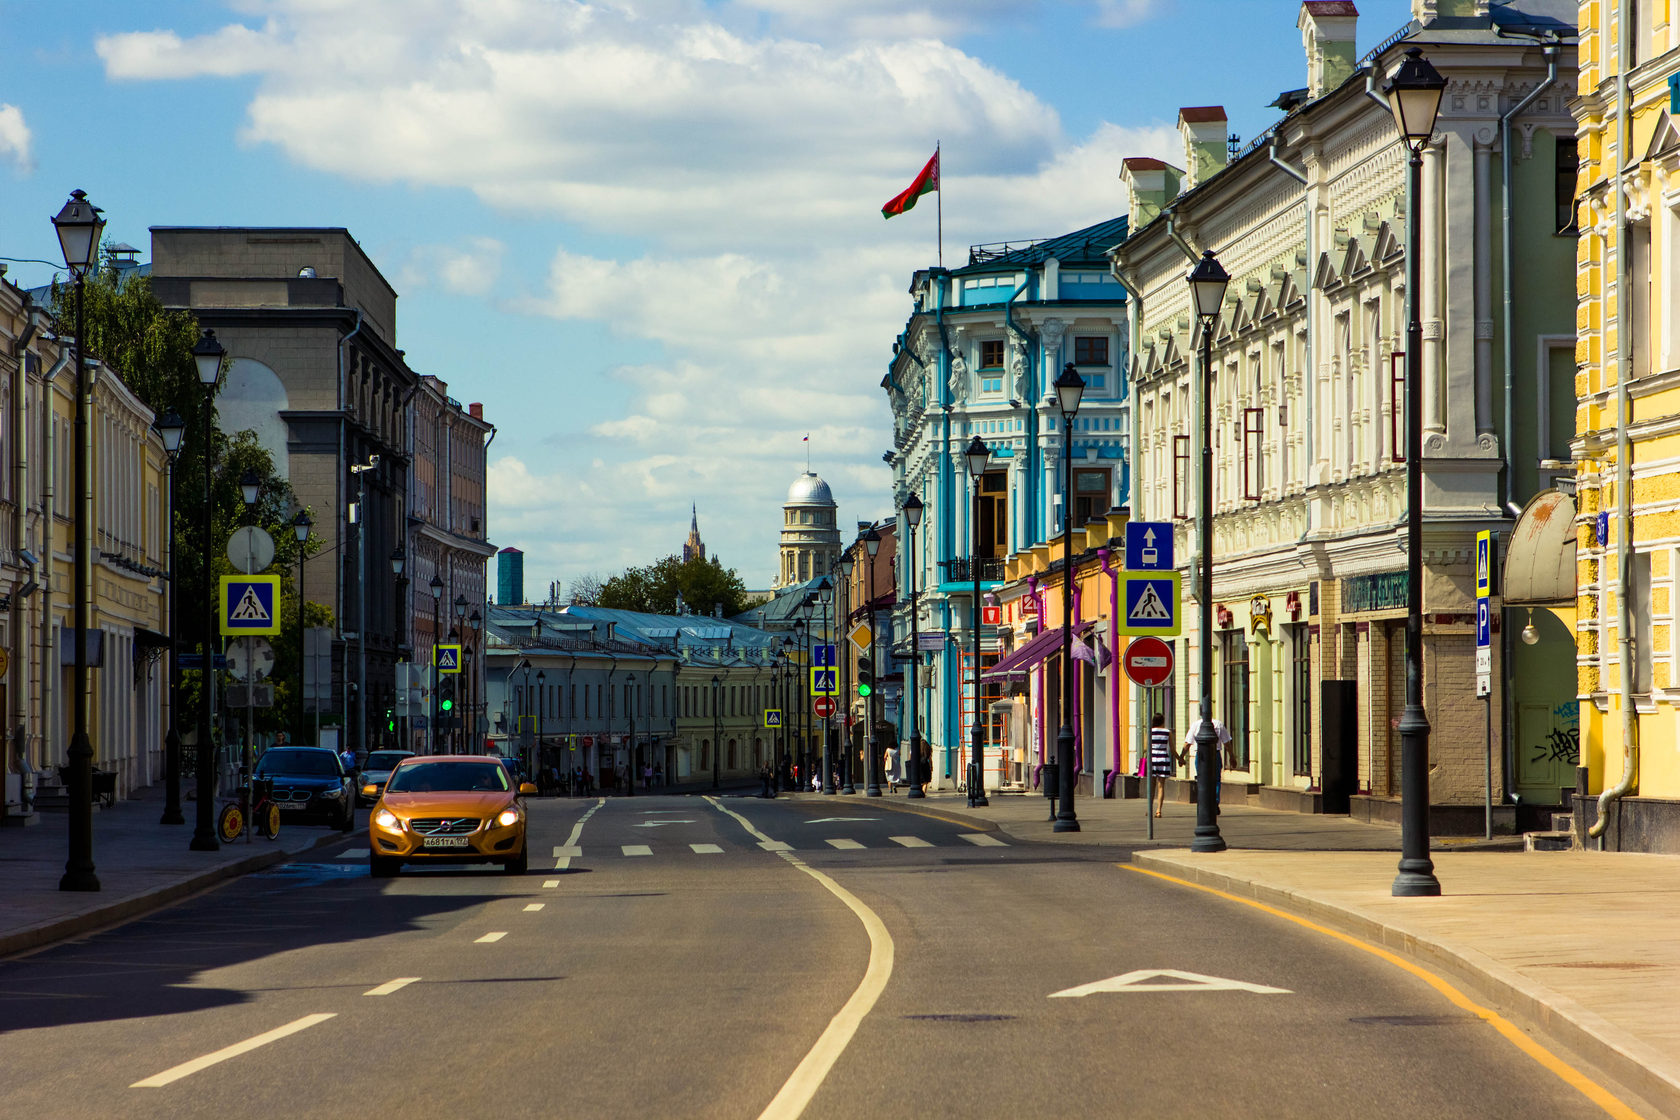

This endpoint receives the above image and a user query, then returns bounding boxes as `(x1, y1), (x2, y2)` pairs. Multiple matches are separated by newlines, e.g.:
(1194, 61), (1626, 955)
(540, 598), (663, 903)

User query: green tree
(598, 554), (749, 618)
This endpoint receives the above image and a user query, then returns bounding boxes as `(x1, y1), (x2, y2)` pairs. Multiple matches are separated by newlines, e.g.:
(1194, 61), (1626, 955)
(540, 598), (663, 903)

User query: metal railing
(940, 557), (1005, 583)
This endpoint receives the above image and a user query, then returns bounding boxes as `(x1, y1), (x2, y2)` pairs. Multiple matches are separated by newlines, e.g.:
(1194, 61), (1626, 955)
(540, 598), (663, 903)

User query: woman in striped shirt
(1148, 713), (1181, 819)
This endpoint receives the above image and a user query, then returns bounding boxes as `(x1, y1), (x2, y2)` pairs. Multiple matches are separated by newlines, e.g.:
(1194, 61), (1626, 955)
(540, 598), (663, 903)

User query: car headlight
(320, 785), (344, 799)
(496, 807), (519, 828)
(374, 809), (400, 830)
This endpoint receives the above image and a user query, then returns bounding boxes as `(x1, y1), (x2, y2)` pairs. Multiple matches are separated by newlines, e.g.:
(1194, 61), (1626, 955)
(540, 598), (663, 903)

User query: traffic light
(385, 707), (395, 733)
(856, 656), (873, 698)
(438, 678), (456, 714)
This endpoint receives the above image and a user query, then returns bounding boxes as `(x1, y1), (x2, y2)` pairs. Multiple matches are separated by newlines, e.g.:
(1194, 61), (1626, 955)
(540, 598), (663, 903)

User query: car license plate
(422, 835), (469, 848)
(278, 801), (309, 811)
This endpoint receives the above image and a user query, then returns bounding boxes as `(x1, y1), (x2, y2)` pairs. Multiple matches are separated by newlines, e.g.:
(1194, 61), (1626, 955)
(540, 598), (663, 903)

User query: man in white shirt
(1183, 717), (1232, 807)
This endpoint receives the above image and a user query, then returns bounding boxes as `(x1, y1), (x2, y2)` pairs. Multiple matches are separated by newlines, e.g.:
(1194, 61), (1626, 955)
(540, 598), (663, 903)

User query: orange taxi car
(368, 755), (536, 877)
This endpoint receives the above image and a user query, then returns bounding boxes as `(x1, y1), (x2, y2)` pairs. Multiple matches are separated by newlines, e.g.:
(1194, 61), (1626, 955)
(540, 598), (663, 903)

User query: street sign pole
(1476, 530), (1494, 840)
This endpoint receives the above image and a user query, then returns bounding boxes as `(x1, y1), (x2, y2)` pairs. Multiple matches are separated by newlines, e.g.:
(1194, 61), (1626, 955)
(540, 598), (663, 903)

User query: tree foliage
(598, 555), (748, 618)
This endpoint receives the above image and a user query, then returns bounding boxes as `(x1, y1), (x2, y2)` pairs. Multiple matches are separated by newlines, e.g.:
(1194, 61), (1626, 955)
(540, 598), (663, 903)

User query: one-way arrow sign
(1049, 969), (1291, 997)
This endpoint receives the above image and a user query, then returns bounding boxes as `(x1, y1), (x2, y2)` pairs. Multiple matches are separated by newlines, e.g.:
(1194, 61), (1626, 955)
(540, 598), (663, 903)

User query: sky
(0, 0), (1416, 595)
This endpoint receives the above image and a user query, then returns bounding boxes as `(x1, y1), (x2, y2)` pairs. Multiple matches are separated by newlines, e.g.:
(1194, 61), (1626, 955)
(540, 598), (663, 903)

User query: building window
(1289, 624), (1312, 776)
(980, 339), (1005, 368)
(1073, 467), (1110, 526)
(1555, 135), (1579, 236)
(977, 470), (1009, 558)
(1173, 434), (1191, 519)
(1074, 336), (1109, 366)
(1632, 551), (1653, 695)
(1220, 630), (1250, 769)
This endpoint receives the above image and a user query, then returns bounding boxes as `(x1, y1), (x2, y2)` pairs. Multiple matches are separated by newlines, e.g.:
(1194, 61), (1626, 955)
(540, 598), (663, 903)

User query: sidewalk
(878, 788), (1680, 1118)
(0, 784), (349, 958)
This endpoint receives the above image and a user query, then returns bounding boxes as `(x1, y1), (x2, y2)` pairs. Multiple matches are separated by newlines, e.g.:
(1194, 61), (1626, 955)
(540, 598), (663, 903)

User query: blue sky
(0, 0), (1416, 593)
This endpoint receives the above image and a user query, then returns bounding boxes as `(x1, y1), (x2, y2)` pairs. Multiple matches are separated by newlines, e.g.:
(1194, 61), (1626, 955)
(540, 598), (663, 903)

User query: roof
(1302, 1), (1359, 16)
(1178, 106), (1228, 124)
(1122, 157), (1170, 172)
(954, 214), (1130, 275)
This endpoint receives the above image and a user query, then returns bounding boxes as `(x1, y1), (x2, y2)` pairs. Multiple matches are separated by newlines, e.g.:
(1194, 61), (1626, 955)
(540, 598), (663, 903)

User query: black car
(253, 747), (356, 831)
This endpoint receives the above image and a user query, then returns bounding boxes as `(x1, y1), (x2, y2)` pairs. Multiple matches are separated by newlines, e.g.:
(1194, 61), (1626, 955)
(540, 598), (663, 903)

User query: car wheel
(339, 801), (356, 832)
(370, 855), (401, 878)
(503, 845), (528, 875)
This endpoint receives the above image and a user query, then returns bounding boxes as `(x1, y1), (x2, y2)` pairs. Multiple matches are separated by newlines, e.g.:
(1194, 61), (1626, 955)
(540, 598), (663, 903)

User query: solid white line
(758, 840), (794, 852)
(551, 845), (582, 858)
(364, 977), (420, 997)
(890, 836), (932, 848)
(826, 838), (864, 850)
(542, 880), (560, 888)
(691, 843), (724, 854)
(523, 903), (545, 912)
(622, 844), (652, 857)
(476, 932), (507, 943)
(132, 1014), (337, 1087)
(959, 833), (1007, 847)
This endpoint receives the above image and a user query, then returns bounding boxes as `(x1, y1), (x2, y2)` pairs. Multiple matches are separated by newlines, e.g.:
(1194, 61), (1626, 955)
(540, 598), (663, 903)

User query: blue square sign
(1119, 574), (1181, 636)
(1477, 598), (1491, 650)
(1124, 521), (1174, 571)
(813, 643), (837, 667)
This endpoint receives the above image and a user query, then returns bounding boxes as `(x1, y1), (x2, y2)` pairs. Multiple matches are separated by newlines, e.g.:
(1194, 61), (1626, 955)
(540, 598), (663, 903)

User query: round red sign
(1123, 636), (1174, 688)
(813, 696), (837, 718)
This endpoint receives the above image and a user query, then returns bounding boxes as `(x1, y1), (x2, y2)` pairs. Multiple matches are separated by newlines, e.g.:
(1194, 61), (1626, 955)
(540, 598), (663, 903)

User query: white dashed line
(691, 843), (724, 854)
(543, 880), (560, 888)
(826, 839), (865, 850)
(758, 840), (794, 852)
(132, 1014), (337, 1087)
(890, 836), (932, 847)
(551, 845), (582, 858)
(364, 977), (420, 997)
(959, 833), (1007, 847)
(523, 903), (545, 912)
(476, 932), (507, 943)
(555, 799), (605, 869)
(622, 844), (652, 857)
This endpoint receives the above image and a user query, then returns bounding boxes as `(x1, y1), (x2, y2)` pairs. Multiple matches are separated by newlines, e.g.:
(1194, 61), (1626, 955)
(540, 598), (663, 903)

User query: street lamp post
(863, 529), (883, 797)
(964, 436), (991, 809)
(535, 669), (545, 783)
(237, 470), (261, 833)
(1053, 363), (1086, 832)
(54, 190), (105, 890)
(388, 548), (405, 748)
(294, 512), (313, 745)
(902, 495), (925, 799)
(835, 553), (856, 794)
(188, 327), (225, 852)
(349, 456), (378, 765)
(1188, 249), (1230, 853)
(468, 609), (482, 749)
(1385, 47), (1446, 897)
(711, 674), (721, 790)
(155, 410), (186, 825)
(428, 574), (443, 754)
(453, 594), (468, 751)
(779, 637), (793, 790)
(625, 671), (637, 798)
(816, 576), (835, 795)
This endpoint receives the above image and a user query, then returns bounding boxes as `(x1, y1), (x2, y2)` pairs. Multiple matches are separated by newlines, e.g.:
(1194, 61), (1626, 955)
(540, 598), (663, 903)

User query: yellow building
(1571, 0), (1680, 849)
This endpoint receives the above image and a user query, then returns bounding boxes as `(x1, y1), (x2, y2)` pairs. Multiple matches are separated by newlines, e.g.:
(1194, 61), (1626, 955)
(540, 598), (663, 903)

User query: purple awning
(983, 625), (1067, 680)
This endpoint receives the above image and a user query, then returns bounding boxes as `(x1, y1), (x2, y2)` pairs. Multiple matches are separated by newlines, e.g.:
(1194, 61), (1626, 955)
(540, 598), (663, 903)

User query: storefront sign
(1340, 571), (1407, 614)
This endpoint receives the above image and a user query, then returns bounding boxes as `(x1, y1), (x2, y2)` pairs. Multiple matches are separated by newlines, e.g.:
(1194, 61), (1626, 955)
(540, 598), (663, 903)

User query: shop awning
(984, 625), (1067, 680)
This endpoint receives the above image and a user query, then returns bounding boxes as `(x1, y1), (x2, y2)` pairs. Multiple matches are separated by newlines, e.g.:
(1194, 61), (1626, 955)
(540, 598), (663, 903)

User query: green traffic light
(857, 682), (872, 697)
(440, 698), (454, 711)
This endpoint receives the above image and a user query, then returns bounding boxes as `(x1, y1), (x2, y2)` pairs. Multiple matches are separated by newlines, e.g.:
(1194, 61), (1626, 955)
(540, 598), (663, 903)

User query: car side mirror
(518, 782), (537, 796)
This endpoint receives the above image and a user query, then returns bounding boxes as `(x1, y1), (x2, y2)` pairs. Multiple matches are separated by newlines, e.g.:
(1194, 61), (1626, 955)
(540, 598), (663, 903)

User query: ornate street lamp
(1187, 249), (1230, 853)
(964, 435), (991, 808)
(815, 575), (835, 794)
(1053, 363), (1086, 832)
(779, 635), (794, 790)
(835, 551), (856, 793)
(711, 673), (721, 790)
(535, 669), (546, 785)
(862, 528), (884, 797)
(901, 495), (925, 799)
(1385, 46), (1446, 897)
(793, 613), (809, 785)
(188, 326), (225, 852)
(155, 410), (186, 826)
(429, 574), (443, 754)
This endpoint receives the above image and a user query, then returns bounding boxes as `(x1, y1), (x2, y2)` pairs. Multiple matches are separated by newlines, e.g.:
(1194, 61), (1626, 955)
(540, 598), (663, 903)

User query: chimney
(1177, 107), (1229, 188)
(1119, 157), (1183, 229)
(469, 402), (483, 420)
(1298, 1), (1359, 99)
(1411, 0), (1487, 21)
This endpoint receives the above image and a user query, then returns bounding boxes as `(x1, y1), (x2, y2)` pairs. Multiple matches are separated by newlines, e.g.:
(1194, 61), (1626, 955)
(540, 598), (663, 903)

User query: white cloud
(1093, 0), (1165, 29)
(397, 237), (505, 296)
(0, 104), (34, 173)
(96, 21), (285, 79)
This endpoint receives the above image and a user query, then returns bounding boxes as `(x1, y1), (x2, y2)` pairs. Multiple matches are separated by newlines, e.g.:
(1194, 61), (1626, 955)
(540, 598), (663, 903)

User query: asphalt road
(0, 794), (1653, 1119)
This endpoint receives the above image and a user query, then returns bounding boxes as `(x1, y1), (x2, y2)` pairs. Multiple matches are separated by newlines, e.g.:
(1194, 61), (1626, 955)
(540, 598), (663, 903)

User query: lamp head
(1384, 47), (1446, 149)
(429, 574), (444, 599)
(51, 189), (104, 274)
(455, 593), (468, 618)
(902, 493), (924, 529)
(1187, 249), (1230, 325)
(390, 547), (405, 575)
(239, 468), (261, 506)
(294, 510), (313, 543)
(154, 410), (186, 457)
(836, 551), (855, 578)
(964, 435), (990, 480)
(192, 329), (226, 387)
(1053, 362), (1086, 418)
(863, 526), (881, 557)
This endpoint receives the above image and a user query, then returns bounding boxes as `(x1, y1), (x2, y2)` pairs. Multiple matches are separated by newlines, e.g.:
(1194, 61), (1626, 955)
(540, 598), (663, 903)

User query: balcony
(941, 557), (1005, 583)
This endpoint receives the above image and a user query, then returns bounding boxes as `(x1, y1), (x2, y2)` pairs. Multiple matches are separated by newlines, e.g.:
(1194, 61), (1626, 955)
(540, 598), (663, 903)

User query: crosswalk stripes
(621, 844), (652, 857)
(757, 840), (794, 852)
(825, 838), (865, 850)
(959, 834), (1008, 847)
(690, 843), (723, 854)
(890, 836), (932, 847)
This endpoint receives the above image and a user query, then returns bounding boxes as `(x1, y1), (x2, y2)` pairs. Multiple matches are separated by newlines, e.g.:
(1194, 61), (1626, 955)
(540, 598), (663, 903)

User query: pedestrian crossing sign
(764, 709), (782, 728)
(219, 575), (281, 636)
(1119, 573), (1181, 636)
(811, 668), (838, 695)
(435, 644), (461, 673)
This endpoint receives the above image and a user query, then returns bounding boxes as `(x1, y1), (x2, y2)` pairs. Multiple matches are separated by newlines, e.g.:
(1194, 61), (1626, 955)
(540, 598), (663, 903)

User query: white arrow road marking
(523, 903), (545, 912)
(551, 845), (583, 858)
(806, 817), (877, 824)
(635, 820), (696, 827)
(132, 1014), (337, 1087)
(1049, 969), (1292, 998)
(364, 978), (420, 997)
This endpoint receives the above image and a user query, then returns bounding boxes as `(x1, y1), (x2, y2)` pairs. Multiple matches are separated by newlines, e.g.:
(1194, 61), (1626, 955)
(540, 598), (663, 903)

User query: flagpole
(936, 141), (943, 269)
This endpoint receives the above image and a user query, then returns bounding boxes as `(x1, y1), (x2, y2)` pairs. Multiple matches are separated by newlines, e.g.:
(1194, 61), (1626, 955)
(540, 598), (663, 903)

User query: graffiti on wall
(1530, 700), (1580, 767)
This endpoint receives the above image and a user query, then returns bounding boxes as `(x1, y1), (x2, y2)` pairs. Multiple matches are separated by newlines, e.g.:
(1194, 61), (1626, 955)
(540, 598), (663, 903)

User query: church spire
(683, 504), (706, 564)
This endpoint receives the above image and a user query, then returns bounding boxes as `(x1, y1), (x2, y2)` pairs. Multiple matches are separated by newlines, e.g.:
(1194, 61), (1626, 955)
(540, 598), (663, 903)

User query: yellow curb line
(1123, 864), (1648, 1120)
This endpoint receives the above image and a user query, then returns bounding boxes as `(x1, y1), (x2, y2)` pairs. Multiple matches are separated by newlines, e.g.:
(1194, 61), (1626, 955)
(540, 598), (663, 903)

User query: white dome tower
(776, 471), (841, 588)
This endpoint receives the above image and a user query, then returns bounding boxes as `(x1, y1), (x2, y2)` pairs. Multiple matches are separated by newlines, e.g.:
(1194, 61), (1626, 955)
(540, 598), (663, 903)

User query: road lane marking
(826, 839), (864, 850)
(551, 845), (582, 858)
(1051, 969), (1290, 997)
(364, 977), (420, 997)
(758, 840), (794, 852)
(636, 820), (696, 827)
(621, 844), (652, 857)
(1124, 865), (1649, 1120)
(691, 843), (724, 854)
(542, 880), (560, 888)
(475, 932), (507, 943)
(554, 799), (605, 869)
(523, 903), (545, 912)
(890, 836), (932, 848)
(704, 796), (896, 1120)
(806, 817), (878, 824)
(335, 850), (366, 860)
(131, 1014), (336, 1087)
(959, 834), (1007, 847)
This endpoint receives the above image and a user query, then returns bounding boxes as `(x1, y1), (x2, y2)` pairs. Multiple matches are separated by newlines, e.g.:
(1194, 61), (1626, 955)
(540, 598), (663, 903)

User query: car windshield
(386, 762), (510, 794)
(364, 752), (412, 771)
(255, 749), (340, 777)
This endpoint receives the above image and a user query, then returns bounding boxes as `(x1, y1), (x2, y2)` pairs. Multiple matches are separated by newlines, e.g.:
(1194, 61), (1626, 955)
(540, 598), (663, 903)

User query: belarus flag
(881, 149), (939, 219)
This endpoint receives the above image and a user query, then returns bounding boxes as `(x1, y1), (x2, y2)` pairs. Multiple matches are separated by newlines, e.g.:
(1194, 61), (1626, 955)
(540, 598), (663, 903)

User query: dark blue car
(253, 747), (356, 831)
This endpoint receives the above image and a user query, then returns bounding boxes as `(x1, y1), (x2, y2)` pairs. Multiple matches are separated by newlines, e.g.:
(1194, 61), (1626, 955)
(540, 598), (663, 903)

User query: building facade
(775, 471), (841, 589)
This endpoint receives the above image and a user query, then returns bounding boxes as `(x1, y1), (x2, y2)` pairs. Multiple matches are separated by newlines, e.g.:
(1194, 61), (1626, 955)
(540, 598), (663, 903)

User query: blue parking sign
(1477, 598), (1490, 649)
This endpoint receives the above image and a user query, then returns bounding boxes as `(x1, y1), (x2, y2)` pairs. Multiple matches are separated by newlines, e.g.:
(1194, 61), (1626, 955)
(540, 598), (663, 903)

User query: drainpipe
(1593, 7), (1636, 843)
(1164, 212), (1199, 266)
(42, 348), (70, 786)
(1269, 137), (1316, 493)
(1501, 41), (1560, 517)
(1099, 547), (1121, 793)
(10, 301), (43, 793)
(1109, 264), (1151, 798)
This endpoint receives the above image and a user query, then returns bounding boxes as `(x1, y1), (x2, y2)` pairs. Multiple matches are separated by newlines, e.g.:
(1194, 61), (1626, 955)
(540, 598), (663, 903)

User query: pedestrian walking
(884, 744), (900, 793)
(1148, 713), (1178, 819)
(919, 742), (933, 794)
(1183, 716), (1231, 809)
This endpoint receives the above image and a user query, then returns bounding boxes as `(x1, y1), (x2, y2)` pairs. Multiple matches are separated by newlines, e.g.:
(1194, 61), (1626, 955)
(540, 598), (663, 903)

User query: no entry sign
(1123, 636), (1174, 688)
(813, 696), (837, 719)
